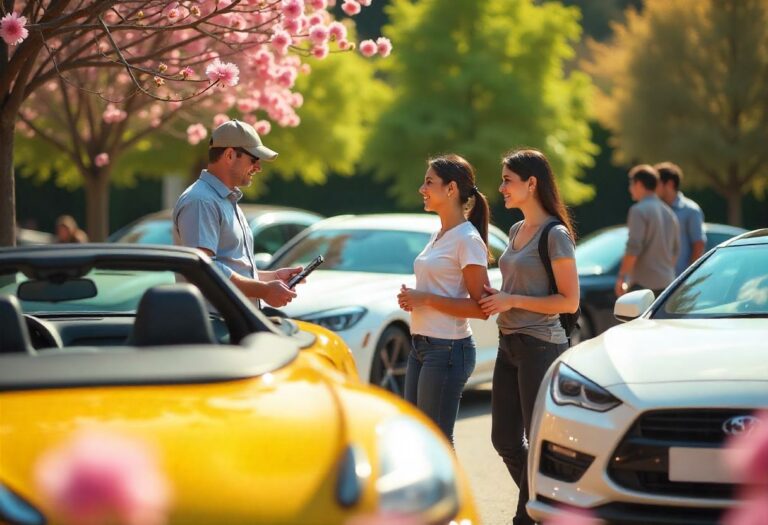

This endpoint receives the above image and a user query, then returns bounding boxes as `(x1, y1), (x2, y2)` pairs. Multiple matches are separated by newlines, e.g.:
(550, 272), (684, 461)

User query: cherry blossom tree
(0, 0), (390, 243)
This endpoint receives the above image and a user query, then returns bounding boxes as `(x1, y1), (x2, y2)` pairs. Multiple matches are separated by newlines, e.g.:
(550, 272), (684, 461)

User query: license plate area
(668, 447), (737, 483)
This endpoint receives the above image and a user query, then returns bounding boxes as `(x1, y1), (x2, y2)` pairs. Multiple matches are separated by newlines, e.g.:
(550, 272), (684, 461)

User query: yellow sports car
(0, 245), (479, 525)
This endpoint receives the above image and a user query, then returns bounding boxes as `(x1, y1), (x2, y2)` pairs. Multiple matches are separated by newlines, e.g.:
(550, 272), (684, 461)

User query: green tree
(365, 0), (597, 206)
(586, 0), (768, 226)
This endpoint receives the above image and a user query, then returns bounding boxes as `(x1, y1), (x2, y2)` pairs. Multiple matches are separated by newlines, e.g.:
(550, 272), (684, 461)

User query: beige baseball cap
(209, 119), (278, 161)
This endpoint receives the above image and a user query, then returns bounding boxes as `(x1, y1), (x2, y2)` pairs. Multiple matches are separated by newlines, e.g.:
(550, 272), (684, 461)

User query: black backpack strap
(538, 221), (560, 295)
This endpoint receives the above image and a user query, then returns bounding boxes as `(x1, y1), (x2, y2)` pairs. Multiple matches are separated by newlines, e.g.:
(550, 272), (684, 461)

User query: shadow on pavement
(458, 384), (492, 419)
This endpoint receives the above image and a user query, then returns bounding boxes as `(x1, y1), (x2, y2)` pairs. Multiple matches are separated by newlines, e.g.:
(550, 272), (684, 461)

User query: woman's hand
(397, 284), (430, 312)
(478, 284), (517, 315)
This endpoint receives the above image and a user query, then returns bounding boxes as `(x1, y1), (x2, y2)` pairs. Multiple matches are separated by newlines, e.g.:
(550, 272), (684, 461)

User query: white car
(266, 214), (510, 394)
(527, 228), (768, 524)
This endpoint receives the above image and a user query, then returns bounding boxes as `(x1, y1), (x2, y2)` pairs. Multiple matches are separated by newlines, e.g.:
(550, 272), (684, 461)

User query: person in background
(654, 161), (706, 276)
(615, 164), (680, 297)
(396, 154), (491, 446)
(55, 215), (89, 243)
(173, 119), (300, 308)
(478, 149), (579, 525)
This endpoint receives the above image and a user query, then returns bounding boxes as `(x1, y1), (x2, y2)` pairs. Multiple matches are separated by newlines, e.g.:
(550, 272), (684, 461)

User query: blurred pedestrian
(615, 164), (680, 297)
(55, 215), (88, 243)
(172, 119), (301, 308)
(478, 149), (579, 525)
(396, 154), (492, 446)
(654, 161), (706, 276)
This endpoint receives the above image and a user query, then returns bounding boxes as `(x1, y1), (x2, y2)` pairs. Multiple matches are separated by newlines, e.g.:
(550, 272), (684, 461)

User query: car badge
(722, 415), (762, 436)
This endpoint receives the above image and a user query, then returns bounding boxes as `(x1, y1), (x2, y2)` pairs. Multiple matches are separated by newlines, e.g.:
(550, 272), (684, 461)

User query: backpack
(537, 221), (580, 341)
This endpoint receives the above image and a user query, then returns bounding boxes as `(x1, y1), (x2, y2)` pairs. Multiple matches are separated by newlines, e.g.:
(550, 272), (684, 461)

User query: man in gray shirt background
(655, 162), (706, 276)
(615, 164), (680, 297)
(173, 120), (301, 308)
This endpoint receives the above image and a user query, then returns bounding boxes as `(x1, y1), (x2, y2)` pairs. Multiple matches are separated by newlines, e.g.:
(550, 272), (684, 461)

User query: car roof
(308, 213), (509, 238)
(720, 228), (768, 247)
(0, 243), (205, 264)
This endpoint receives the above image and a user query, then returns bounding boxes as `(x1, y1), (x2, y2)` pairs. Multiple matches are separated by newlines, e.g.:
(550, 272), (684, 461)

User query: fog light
(540, 441), (594, 483)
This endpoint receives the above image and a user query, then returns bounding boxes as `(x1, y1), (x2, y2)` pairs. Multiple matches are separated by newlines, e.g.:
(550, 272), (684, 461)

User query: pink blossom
(213, 114), (230, 128)
(544, 509), (600, 525)
(358, 39), (377, 57)
(376, 36), (392, 57)
(337, 39), (351, 51)
(312, 44), (329, 59)
(102, 104), (127, 124)
(254, 120), (272, 135)
(308, 13), (325, 27)
(290, 92), (304, 107)
(186, 123), (208, 145)
(205, 58), (240, 87)
(299, 63), (312, 75)
(725, 410), (768, 485)
(0, 12), (28, 45)
(282, 17), (301, 34)
(35, 429), (171, 525)
(328, 21), (347, 42)
(272, 30), (292, 55)
(281, 0), (304, 20)
(180, 66), (194, 79)
(309, 0), (327, 9)
(341, 0), (361, 16)
(94, 153), (110, 167)
(277, 68), (298, 88)
(358, 0), (371, 5)
(309, 25), (329, 46)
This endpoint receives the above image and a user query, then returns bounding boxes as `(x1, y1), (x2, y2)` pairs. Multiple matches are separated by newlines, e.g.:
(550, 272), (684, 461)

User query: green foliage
(586, 0), (768, 223)
(364, 0), (597, 206)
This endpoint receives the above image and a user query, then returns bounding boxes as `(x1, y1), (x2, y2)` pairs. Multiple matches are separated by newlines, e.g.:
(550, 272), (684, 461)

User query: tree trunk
(83, 171), (111, 241)
(725, 189), (743, 227)
(0, 114), (16, 247)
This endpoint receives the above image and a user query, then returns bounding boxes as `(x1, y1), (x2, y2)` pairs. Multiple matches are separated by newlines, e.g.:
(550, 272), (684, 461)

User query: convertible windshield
(0, 269), (176, 314)
(272, 229), (431, 274)
(656, 244), (768, 318)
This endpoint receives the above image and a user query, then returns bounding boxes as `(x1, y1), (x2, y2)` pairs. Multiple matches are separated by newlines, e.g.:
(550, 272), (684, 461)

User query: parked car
(527, 228), (768, 525)
(266, 213), (511, 395)
(108, 205), (323, 265)
(0, 244), (479, 524)
(16, 227), (54, 245)
(574, 222), (747, 344)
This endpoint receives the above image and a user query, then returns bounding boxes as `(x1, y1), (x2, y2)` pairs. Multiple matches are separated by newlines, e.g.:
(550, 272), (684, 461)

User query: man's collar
(200, 170), (243, 201)
(672, 191), (684, 208)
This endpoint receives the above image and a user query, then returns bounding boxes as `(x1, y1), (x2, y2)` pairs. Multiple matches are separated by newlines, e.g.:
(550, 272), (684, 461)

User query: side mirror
(253, 252), (272, 270)
(614, 289), (655, 322)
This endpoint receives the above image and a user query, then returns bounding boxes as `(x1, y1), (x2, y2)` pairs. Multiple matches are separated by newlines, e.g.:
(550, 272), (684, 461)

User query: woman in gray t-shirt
(478, 149), (579, 525)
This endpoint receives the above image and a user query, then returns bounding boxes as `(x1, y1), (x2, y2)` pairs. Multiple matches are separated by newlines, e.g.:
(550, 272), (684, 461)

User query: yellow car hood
(0, 359), (353, 524)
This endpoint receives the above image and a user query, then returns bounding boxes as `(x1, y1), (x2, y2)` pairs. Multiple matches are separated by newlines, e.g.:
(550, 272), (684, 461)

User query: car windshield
(272, 229), (431, 274)
(115, 220), (173, 244)
(575, 227), (626, 275)
(0, 269), (176, 314)
(655, 244), (768, 319)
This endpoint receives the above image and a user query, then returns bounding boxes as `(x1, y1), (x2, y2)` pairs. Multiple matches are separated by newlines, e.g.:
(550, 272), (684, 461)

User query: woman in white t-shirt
(397, 154), (492, 445)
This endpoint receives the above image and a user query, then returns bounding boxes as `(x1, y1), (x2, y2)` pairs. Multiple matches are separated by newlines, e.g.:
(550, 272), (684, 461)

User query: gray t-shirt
(626, 195), (680, 289)
(496, 218), (575, 344)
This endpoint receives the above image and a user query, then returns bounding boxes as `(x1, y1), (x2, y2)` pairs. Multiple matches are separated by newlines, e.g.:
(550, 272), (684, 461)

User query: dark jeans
(491, 332), (566, 525)
(405, 334), (476, 445)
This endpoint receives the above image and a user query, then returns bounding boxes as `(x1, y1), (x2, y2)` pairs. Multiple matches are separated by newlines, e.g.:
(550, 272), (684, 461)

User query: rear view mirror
(614, 289), (655, 322)
(17, 278), (97, 302)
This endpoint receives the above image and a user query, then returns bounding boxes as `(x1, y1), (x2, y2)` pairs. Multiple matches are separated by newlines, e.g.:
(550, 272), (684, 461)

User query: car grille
(608, 409), (752, 500)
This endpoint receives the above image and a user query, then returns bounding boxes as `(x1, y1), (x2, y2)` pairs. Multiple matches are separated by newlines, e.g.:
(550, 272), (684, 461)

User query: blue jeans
(405, 334), (476, 445)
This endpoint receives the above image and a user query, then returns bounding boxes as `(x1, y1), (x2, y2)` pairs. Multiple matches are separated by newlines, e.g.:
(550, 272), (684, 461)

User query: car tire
(569, 311), (594, 346)
(370, 324), (411, 397)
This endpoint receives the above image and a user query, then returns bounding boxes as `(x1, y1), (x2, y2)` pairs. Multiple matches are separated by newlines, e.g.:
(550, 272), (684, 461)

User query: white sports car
(527, 228), (768, 525)
(266, 214), (511, 394)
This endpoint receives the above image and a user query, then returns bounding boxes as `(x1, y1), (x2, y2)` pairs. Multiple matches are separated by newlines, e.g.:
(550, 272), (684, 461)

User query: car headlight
(299, 306), (367, 331)
(0, 483), (45, 525)
(375, 416), (459, 522)
(551, 362), (622, 412)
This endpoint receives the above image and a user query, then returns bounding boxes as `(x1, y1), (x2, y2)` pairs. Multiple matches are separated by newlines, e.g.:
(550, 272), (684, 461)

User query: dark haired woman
(478, 149), (579, 524)
(397, 154), (492, 446)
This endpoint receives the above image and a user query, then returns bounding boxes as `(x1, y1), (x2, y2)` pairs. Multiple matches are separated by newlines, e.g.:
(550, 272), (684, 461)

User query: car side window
(252, 225), (287, 254)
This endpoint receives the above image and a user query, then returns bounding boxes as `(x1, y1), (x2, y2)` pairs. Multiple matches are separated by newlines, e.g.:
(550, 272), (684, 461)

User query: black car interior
(0, 294), (35, 355)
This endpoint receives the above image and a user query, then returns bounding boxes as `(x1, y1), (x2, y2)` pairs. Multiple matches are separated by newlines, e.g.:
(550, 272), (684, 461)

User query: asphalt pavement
(455, 384), (519, 525)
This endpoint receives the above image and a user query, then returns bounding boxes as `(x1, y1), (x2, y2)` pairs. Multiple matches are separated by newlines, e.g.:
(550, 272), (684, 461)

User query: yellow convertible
(0, 245), (479, 525)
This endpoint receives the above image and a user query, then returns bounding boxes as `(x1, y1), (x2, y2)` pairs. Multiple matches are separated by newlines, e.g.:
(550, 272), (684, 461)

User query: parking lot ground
(455, 384), (519, 525)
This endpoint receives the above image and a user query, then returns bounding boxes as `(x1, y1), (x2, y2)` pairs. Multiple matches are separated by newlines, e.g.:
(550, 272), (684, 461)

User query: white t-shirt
(410, 221), (488, 339)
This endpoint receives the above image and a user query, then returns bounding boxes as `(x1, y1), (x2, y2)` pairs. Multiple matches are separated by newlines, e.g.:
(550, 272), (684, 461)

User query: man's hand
(262, 280), (297, 308)
(274, 266), (303, 285)
(614, 277), (628, 297)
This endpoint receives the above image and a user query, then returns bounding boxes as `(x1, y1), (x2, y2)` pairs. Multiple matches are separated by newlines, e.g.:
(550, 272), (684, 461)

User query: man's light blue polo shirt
(172, 171), (256, 280)
(671, 191), (706, 276)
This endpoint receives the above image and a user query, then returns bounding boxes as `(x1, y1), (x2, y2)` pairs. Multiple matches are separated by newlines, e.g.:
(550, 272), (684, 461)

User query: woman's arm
(397, 264), (490, 319)
(479, 257), (579, 315)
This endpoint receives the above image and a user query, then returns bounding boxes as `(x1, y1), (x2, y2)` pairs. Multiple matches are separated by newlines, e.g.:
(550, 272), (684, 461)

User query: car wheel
(569, 312), (594, 346)
(370, 325), (410, 397)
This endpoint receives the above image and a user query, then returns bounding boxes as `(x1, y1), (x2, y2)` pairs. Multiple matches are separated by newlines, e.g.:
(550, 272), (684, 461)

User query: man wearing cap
(173, 120), (301, 308)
